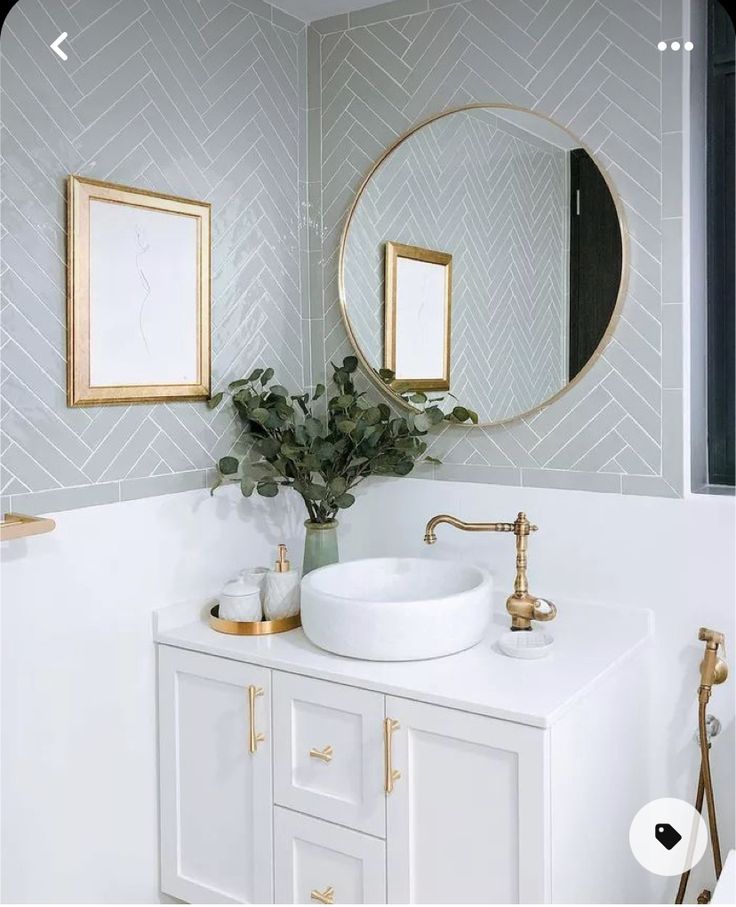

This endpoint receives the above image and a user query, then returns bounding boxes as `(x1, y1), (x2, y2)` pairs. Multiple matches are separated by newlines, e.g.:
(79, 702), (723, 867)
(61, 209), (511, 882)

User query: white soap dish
(498, 629), (554, 659)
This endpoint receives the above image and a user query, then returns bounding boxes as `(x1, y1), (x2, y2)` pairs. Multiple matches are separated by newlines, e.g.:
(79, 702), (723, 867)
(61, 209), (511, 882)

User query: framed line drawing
(67, 175), (211, 406)
(384, 241), (452, 392)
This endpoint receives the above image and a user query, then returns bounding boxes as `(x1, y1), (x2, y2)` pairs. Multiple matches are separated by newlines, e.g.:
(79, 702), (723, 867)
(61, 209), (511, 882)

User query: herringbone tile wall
(309, 0), (686, 497)
(0, 0), (308, 514)
(342, 108), (569, 422)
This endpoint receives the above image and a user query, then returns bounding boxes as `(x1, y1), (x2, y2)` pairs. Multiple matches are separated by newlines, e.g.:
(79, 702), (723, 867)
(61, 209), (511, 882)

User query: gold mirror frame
(337, 103), (629, 429)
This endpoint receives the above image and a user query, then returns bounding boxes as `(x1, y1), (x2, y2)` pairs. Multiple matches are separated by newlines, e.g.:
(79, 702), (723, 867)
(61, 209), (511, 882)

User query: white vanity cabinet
(386, 697), (546, 904)
(158, 647), (273, 904)
(157, 646), (547, 905)
(155, 599), (651, 905)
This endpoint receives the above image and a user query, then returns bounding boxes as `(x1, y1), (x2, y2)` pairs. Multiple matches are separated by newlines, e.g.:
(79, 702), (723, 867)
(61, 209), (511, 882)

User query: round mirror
(339, 105), (626, 426)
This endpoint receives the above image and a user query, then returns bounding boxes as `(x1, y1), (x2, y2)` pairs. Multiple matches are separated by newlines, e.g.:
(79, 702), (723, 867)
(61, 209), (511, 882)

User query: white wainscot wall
(1, 478), (734, 902)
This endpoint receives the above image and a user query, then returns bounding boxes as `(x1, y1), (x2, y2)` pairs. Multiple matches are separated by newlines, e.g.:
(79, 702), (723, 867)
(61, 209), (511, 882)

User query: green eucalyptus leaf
(251, 407), (270, 424)
(207, 392), (224, 409)
(338, 420), (356, 434)
(228, 379), (249, 391)
(240, 476), (256, 497)
(260, 367), (275, 385)
(210, 475), (223, 495)
(329, 476), (347, 496)
(269, 384), (289, 398)
(343, 356), (358, 373)
(305, 417), (323, 439)
(410, 392), (427, 404)
(218, 456), (240, 476)
(313, 383), (326, 399)
(336, 492), (355, 508)
(257, 481), (279, 497)
(452, 405), (470, 422)
(246, 368), (263, 382)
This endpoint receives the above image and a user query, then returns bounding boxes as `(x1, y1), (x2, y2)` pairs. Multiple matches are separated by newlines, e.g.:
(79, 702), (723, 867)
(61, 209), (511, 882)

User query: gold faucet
(423, 512), (557, 631)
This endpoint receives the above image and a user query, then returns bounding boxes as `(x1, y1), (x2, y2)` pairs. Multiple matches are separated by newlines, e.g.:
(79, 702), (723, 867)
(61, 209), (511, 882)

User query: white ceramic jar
(218, 577), (262, 622)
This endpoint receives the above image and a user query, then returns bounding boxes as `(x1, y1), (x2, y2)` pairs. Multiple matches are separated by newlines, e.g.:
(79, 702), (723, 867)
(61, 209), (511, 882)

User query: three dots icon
(658, 40), (694, 51)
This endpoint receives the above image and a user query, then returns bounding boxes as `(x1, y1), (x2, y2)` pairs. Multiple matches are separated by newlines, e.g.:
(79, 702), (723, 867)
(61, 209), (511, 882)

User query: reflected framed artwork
(67, 175), (211, 406)
(384, 241), (452, 391)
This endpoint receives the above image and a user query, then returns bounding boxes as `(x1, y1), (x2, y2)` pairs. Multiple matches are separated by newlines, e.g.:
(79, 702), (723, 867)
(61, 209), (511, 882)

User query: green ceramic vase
(302, 519), (339, 575)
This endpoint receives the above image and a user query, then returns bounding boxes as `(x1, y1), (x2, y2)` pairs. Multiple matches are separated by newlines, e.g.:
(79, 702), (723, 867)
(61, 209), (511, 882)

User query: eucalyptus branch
(209, 358), (478, 523)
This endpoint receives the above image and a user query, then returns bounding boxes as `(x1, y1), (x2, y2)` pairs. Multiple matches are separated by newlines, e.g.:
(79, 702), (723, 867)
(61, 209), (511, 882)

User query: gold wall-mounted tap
(423, 512), (557, 631)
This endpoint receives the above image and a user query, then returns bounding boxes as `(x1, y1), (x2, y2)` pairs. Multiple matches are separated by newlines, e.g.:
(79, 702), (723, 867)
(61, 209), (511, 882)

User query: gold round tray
(208, 604), (301, 636)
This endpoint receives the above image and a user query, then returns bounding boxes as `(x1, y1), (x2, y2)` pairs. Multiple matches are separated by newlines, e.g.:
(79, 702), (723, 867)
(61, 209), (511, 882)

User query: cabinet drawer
(273, 672), (385, 836)
(274, 807), (386, 904)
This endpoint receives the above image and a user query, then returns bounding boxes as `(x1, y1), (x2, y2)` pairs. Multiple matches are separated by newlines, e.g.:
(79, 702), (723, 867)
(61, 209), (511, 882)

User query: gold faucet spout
(423, 513), (517, 545)
(423, 511), (553, 631)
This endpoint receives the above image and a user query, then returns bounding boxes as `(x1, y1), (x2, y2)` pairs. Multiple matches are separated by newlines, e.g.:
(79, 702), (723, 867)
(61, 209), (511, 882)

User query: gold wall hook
(309, 745), (334, 763)
(310, 886), (335, 904)
(248, 685), (265, 754)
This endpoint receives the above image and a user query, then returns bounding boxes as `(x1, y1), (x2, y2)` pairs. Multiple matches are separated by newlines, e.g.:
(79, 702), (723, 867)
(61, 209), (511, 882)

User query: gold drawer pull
(248, 685), (265, 754)
(309, 744), (334, 763)
(311, 886), (334, 904)
(384, 718), (400, 794)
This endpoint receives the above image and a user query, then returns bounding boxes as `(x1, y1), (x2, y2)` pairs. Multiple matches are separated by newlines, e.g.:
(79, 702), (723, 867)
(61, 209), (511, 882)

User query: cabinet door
(385, 697), (547, 904)
(274, 807), (386, 904)
(158, 645), (272, 904)
(273, 672), (385, 836)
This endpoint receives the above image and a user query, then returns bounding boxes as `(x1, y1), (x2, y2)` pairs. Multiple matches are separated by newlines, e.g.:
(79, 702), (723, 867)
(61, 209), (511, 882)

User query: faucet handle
(532, 598), (557, 622)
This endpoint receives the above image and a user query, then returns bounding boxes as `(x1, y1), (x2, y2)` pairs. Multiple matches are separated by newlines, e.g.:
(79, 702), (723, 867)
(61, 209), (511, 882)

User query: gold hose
(675, 629), (727, 904)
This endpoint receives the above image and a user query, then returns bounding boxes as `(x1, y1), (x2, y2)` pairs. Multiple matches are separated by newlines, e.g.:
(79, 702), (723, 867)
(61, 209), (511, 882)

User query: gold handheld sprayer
(675, 627), (728, 905)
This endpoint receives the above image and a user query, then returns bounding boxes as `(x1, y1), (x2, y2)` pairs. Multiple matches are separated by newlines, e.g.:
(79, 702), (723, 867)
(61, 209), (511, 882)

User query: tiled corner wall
(0, 0), (308, 515)
(0, 0), (691, 513)
(307, 0), (687, 497)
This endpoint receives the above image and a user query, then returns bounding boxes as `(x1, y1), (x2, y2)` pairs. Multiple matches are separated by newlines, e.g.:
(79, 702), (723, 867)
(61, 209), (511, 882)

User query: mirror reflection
(340, 106), (624, 425)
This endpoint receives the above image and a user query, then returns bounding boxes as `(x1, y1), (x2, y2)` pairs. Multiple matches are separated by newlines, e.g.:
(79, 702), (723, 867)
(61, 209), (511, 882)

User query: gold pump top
(275, 544), (290, 573)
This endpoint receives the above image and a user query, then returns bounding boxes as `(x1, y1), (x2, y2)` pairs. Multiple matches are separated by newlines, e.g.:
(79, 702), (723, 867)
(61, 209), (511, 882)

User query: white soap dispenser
(263, 544), (300, 620)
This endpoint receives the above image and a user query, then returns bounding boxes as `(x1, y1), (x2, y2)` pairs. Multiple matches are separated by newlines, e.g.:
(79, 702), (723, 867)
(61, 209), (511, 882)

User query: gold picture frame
(67, 175), (211, 406)
(384, 241), (452, 391)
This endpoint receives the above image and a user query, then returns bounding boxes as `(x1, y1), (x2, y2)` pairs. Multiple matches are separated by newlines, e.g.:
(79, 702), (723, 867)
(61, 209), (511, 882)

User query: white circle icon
(671, 41), (681, 51)
(629, 798), (708, 876)
(685, 41), (694, 51)
(657, 41), (667, 51)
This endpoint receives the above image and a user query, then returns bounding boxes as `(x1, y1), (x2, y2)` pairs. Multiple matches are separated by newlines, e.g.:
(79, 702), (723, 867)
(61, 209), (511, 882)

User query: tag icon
(655, 823), (682, 850)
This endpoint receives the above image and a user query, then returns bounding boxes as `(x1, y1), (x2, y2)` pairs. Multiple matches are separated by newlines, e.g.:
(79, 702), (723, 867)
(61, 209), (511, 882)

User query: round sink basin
(300, 557), (493, 661)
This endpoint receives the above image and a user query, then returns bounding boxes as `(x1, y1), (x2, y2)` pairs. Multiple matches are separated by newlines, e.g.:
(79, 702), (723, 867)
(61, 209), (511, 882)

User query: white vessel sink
(300, 557), (493, 661)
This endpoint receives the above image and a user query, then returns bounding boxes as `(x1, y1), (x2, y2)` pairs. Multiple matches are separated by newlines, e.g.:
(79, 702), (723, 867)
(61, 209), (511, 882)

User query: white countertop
(155, 593), (652, 729)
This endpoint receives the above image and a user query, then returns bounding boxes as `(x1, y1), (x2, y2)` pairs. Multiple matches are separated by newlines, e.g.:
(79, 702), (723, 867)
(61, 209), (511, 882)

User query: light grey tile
(311, 14), (350, 34)
(662, 305), (683, 389)
(120, 470), (208, 502)
(661, 44), (683, 133)
(662, 217), (683, 304)
(622, 475), (680, 498)
(522, 468), (622, 494)
(272, 7), (306, 32)
(231, 0), (272, 18)
(10, 483), (120, 516)
(349, 0), (429, 28)
(307, 27), (322, 110)
(662, 388), (684, 493)
(435, 464), (522, 486)
(662, 132), (683, 219)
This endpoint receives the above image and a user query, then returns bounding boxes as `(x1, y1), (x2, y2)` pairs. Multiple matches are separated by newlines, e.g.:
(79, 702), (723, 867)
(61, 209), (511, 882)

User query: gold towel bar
(0, 513), (55, 542)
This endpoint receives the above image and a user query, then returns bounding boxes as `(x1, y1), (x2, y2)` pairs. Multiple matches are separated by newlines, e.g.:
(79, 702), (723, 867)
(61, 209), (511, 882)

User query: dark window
(707, 0), (735, 485)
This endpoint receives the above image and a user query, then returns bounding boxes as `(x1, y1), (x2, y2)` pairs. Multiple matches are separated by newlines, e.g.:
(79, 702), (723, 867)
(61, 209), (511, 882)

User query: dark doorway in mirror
(568, 148), (622, 380)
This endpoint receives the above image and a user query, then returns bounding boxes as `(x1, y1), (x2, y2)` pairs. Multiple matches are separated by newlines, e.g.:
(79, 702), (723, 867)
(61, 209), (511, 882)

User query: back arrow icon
(50, 33), (68, 61)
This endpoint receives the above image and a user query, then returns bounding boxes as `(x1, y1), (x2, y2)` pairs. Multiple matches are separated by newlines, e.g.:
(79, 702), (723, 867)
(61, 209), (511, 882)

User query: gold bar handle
(384, 718), (400, 794)
(248, 685), (265, 754)
(310, 886), (334, 904)
(309, 744), (334, 763)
